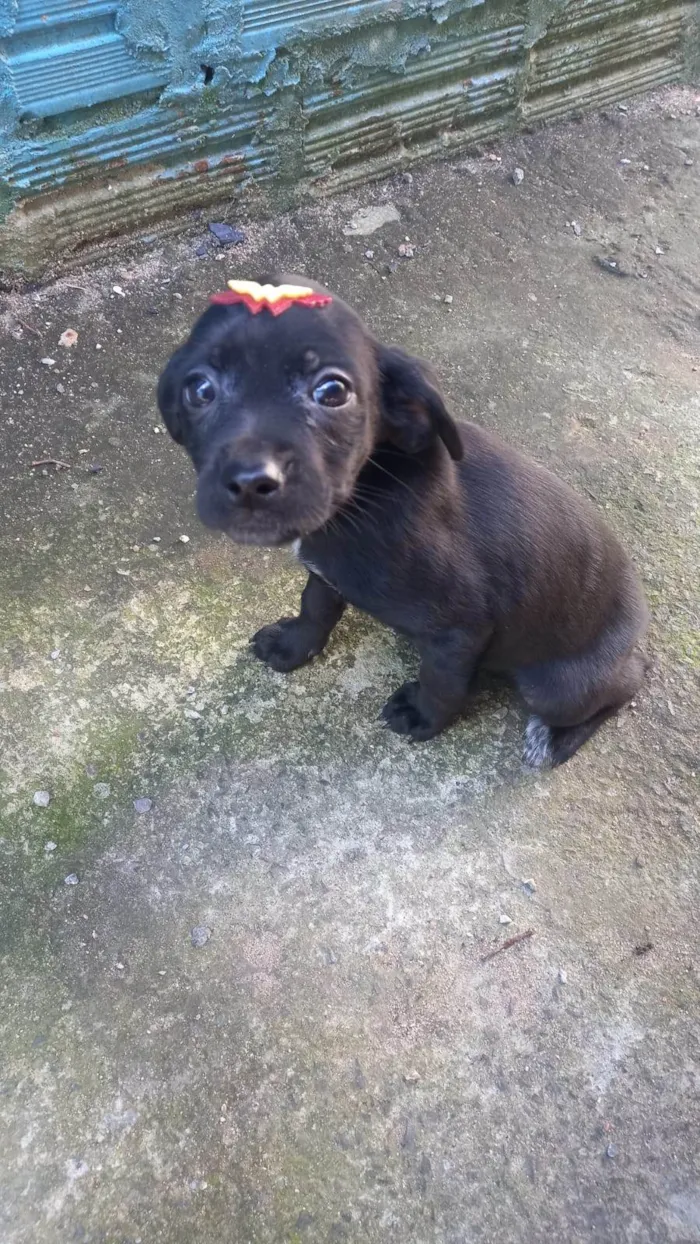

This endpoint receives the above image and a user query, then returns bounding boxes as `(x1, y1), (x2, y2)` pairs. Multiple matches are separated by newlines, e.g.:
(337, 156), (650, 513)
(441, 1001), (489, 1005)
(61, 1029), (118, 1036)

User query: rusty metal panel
(303, 20), (525, 189)
(0, 0), (697, 275)
(524, 0), (691, 120)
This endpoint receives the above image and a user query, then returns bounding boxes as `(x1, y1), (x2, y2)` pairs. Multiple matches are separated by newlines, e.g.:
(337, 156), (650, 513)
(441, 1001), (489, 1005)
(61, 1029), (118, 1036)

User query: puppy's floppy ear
(156, 344), (191, 445)
(376, 345), (463, 461)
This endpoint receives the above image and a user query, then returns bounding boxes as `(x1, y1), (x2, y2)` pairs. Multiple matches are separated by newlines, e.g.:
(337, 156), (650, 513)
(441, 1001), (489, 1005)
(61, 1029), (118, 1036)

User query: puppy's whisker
(347, 497), (384, 525)
(332, 494), (381, 538)
(350, 485), (385, 508)
(367, 456), (421, 501)
(339, 509), (364, 538)
(352, 482), (391, 501)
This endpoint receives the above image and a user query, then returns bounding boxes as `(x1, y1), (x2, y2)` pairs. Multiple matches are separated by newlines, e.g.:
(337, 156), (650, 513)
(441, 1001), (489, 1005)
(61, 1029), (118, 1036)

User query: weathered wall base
(1, 0), (698, 277)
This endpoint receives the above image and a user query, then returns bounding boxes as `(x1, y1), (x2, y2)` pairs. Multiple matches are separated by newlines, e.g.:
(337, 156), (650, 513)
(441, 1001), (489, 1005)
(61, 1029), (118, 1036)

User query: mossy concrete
(1, 87), (699, 1243)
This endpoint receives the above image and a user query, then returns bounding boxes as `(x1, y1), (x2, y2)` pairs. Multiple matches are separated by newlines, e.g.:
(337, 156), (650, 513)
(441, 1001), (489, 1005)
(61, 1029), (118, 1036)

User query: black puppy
(158, 276), (649, 767)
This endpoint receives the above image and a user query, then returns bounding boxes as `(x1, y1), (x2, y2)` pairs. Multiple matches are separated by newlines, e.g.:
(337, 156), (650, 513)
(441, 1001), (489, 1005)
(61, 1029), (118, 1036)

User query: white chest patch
(291, 539), (329, 585)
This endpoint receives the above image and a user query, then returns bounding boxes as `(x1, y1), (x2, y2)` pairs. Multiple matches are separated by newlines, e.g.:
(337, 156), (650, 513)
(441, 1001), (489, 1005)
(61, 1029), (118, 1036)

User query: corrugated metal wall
(1, 0), (697, 275)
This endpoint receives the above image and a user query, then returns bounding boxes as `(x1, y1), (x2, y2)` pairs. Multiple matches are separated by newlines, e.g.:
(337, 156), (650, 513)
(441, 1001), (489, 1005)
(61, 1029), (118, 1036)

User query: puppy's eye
(312, 376), (351, 408)
(183, 373), (217, 410)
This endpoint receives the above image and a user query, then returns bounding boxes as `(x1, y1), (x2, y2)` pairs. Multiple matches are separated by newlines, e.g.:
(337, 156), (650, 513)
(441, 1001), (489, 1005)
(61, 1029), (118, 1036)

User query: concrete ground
(1, 85), (699, 1244)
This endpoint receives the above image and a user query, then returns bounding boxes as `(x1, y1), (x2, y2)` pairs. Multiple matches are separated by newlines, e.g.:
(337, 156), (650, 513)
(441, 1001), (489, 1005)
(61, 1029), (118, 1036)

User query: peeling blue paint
(0, 0), (698, 274)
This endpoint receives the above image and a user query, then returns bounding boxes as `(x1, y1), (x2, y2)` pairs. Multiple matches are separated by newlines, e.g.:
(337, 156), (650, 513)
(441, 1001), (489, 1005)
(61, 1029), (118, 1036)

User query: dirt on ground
(0, 85), (699, 1244)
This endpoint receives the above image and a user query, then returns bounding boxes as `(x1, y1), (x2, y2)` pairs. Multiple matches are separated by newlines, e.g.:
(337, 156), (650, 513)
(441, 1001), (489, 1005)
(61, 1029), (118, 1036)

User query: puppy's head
(158, 275), (461, 546)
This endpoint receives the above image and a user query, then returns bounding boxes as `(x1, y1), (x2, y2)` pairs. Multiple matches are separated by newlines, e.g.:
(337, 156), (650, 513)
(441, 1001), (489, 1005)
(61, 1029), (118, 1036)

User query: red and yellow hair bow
(210, 279), (332, 316)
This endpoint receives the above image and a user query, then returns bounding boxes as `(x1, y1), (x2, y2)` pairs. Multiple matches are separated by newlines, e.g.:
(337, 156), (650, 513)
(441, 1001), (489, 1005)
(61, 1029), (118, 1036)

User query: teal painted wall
(0, 0), (698, 275)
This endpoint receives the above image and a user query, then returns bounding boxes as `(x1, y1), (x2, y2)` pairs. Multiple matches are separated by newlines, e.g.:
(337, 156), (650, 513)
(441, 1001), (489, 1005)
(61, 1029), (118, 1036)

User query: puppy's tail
(523, 708), (619, 769)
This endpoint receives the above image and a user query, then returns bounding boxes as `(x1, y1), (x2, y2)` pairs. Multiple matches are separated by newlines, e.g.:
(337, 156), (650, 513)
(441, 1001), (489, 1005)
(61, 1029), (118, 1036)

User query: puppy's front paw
(251, 619), (318, 673)
(381, 681), (444, 741)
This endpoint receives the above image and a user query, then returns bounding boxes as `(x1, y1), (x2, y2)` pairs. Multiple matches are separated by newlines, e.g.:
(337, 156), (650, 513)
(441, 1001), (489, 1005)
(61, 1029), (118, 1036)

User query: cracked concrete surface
(1, 86), (699, 1244)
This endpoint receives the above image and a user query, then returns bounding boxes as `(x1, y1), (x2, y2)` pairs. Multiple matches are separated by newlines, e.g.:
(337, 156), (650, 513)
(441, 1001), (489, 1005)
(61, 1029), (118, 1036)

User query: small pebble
(521, 878), (537, 895)
(191, 926), (211, 947)
(41, 357), (56, 367)
(89, 463), (103, 474)
(179, 534), (190, 544)
(596, 256), (626, 277)
(59, 329), (78, 348)
(443, 294), (453, 304)
(50, 649), (60, 660)
(112, 285), (126, 297)
(33, 791), (51, 807)
(571, 221), (582, 237)
(684, 158), (693, 167)
(364, 249), (374, 259)
(512, 167), (525, 185)
(44, 841), (57, 852)
(558, 968), (568, 984)
(195, 244), (208, 257)
(56, 383), (66, 394)
(93, 782), (111, 799)
(133, 798), (152, 814)
(654, 246), (664, 255)
(64, 874), (79, 886)
(633, 940), (654, 956)
(499, 913), (512, 925)
(398, 242), (415, 258)
(620, 158), (631, 165)
(606, 1143), (619, 1159)
(208, 221), (246, 245)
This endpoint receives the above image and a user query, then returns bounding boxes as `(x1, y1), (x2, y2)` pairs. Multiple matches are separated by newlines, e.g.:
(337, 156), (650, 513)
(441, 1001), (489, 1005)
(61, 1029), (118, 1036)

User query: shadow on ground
(1, 85), (699, 1244)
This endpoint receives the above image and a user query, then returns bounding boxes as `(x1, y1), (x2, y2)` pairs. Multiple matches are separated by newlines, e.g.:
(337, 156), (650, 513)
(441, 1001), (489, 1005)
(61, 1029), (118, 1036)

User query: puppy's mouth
(217, 520), (303, 548)
(195, 476), (333, 547)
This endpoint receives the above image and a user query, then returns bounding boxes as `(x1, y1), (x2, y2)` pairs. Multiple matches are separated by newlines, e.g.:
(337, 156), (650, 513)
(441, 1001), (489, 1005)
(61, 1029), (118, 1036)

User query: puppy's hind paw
(523, 715), (554, 769)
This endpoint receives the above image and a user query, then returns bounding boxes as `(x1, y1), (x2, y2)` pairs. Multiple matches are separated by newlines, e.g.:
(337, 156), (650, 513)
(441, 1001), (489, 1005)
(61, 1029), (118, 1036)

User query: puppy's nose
(222, 459), (284, 501)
